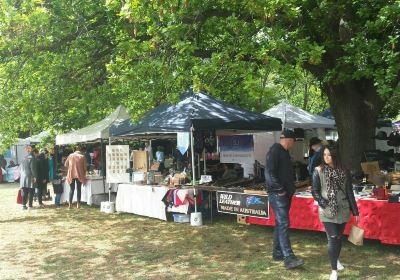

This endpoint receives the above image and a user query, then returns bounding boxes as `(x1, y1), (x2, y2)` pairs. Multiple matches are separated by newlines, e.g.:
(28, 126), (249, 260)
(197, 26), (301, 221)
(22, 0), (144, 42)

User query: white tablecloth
(116, 184), (168, 221)
(4, 166), (19, 182)
(60, 177), (118, 205)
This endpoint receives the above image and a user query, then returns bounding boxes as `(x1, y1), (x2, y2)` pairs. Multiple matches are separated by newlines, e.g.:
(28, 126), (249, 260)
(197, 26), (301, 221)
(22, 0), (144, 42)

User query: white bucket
(100, 201), (115, 214)
(190, 212), (202, 226)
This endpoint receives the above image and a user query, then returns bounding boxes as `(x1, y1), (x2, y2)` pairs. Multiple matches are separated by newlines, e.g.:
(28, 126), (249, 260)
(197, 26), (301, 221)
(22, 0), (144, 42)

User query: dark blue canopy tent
(110, 89), (282, 214)
(110, 89), (282, 137)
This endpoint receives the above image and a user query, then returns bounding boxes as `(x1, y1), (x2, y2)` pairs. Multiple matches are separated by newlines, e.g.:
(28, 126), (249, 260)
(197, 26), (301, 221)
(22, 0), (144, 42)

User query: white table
(116, 184), (169, 221)
(60, 176), (118, 205)
(4, 166), (19, 182)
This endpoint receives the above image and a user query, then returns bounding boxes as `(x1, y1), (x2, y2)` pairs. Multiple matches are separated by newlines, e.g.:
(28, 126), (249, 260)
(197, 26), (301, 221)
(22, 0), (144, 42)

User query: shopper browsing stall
(36, 149), (49, 207)
(308, 137), (324, 176)
(265, 129), (304, 269)
(19, 145), (38, 210)
(52, 169), (64, 208)
(311, 145), (359, 280)
(64, 146), (87, 209)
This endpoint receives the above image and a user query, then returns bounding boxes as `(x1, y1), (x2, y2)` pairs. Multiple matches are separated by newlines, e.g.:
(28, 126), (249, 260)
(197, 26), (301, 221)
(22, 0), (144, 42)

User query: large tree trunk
(323, 78), (384, 173)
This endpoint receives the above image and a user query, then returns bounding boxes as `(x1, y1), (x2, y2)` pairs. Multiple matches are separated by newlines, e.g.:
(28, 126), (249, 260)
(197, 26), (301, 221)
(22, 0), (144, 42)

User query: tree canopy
(1, 0), (399, 169)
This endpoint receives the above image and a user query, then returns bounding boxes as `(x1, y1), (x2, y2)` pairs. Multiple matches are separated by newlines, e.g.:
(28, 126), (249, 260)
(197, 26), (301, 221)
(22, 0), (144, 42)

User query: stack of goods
(389, 172), (400, 186)
(132, 151), (148, 184)
(388, 173), (400, 203)
(361, 161), (387, 185)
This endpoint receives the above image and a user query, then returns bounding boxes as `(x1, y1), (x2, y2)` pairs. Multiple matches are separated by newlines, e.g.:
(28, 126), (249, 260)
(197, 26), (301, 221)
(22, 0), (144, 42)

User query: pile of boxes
(131, 151), (164, 185)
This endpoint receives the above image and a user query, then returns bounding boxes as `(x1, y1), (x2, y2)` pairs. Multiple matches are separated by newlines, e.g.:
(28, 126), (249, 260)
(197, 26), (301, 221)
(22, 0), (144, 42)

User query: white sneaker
(337, 260), (344, 271)
(330, 270), (338, 280)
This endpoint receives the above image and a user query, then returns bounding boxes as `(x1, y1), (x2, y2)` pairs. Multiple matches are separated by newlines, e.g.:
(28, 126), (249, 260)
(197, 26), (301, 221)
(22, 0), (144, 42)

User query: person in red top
(64, 145), (87, 209)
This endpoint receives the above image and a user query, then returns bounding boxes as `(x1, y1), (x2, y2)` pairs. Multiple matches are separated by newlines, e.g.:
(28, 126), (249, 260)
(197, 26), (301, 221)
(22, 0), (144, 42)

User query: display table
(61, 176), (116, 205)
(247, 196), (400, 245)
(4, 166), (19, 182)
(116, 184), (169, 221)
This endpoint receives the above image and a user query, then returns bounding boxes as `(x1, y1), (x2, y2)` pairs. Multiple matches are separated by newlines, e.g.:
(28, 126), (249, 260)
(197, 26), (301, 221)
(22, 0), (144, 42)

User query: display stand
(60, 176), (117, 205)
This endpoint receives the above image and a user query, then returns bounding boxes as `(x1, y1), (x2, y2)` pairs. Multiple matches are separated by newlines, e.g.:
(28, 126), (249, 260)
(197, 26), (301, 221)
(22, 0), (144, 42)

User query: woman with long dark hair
(311, 145), (359, 280)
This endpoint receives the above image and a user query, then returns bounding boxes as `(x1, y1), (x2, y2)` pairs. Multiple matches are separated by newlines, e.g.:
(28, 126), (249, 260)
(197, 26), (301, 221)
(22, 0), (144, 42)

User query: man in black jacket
(265, 129), (304, 269)
(36, 149), (49, 207)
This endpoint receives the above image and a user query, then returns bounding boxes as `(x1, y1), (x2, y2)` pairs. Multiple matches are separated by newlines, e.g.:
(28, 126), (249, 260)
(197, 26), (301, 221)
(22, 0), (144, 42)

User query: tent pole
(108, 137), (112, 202)
(197, 154), (200, 179)
(101, 138), (105, 194)
(283, 101), (286, 130)
(203, 148), (206, 175)
(149, 139), (152, 166)
(190, 125), (197, 213)
(15, 145), (18, 164)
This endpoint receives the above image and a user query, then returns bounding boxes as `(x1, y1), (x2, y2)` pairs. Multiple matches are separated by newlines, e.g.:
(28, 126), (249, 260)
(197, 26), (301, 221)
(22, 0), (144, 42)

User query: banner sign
(219, 135), (254, 164)
(106, 145), (130, 183)
(216, 191), (269, 218)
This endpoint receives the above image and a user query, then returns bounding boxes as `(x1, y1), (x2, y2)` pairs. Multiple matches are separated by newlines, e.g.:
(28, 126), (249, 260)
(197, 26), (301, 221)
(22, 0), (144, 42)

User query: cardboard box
(361, 161), (385, 185)
(154, 174), (163, 184)
(133, 151), (148, 171)
(133, 171), (147, 183)
(243, 189), (267, 195)
(361, 161), (380, 177)
(173, 173), (187, 186)
(164, 158), (173, 168)
(389, 172), (400, 185)
(237, 215), (249, 225)
(150, 162), (160, 171)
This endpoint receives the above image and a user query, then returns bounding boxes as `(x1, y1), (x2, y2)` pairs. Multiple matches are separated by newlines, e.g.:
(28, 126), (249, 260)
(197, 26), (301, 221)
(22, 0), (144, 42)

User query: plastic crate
(172, 214), (190, 223)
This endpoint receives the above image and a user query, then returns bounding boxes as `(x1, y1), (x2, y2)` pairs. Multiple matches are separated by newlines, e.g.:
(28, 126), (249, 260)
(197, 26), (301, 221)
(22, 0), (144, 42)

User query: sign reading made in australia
(216, 191), (269, 218)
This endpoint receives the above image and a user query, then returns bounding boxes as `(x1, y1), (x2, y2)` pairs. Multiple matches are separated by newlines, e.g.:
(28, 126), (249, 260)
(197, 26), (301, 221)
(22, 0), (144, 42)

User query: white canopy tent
(56, 105), (130, 145)
(263, 101), (336, 162)
(24, 131), (50, 144)
(263, 101), (336, 130)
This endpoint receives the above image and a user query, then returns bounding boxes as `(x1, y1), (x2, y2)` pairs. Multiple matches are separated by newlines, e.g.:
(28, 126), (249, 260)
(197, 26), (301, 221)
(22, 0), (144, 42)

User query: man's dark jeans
(35, 184), (43, 205)
(268, 192), (294, 259)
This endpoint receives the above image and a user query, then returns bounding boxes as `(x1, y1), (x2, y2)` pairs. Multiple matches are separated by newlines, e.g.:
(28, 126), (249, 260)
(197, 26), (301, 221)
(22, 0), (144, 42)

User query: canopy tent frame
(263, 101), (336, 130)
(109, 89), (282, 219)
(56, 105), (131, 195)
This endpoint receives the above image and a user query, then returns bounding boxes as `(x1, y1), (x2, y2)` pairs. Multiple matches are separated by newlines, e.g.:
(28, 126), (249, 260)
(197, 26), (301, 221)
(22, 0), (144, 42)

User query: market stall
(110, 89), (282, 221)
(263, 101), (337, 162)
(55, 105), (131, 205)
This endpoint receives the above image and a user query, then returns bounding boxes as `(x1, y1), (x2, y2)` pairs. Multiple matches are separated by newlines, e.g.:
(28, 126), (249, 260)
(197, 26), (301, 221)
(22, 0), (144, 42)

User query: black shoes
(284, 255), (304, 269)
(272, 255), (284, 261)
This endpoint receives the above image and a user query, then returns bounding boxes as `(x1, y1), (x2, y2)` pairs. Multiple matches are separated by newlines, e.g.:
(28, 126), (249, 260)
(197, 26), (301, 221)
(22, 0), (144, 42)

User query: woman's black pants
(69, 178), (82, 204)
(323, 222), (346, 270)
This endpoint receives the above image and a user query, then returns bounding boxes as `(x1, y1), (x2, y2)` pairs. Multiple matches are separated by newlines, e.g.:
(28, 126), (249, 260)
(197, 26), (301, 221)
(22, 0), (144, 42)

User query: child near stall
(52, 169), (64, 208)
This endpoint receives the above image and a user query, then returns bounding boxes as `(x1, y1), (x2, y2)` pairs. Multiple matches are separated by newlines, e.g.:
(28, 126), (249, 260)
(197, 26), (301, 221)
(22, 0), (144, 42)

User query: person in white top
(144, 142), (153, 165)
(155, 146), (165, 172)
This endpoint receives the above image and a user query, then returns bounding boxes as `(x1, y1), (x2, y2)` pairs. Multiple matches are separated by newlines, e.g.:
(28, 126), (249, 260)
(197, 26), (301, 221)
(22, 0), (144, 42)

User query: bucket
(190, 212), (202, 226)
(100, 201), (115, 214)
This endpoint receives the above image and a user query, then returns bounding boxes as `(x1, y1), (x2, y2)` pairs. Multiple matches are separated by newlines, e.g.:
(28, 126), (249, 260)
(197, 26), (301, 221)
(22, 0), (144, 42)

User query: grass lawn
(0, 183), (399, 280)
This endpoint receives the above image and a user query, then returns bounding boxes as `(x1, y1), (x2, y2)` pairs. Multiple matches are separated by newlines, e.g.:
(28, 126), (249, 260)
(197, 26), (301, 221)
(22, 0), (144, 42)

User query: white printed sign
(106, 145), (130, 183)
